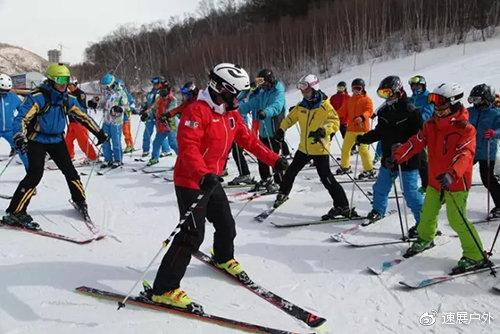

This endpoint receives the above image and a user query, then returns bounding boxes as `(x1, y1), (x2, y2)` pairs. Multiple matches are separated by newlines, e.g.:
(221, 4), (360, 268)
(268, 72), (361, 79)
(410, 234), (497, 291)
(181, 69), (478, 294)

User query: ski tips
(117, 301), (126, 310)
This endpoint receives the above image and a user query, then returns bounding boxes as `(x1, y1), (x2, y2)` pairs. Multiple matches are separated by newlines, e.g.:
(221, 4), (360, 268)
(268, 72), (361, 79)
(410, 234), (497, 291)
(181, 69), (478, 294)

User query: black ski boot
(335, 166), (352, 175)
(408, 225), (418, 239)
(321, 206), (359, 221)
(488, 207), (500, 220)
(74, 201), (90, 220)
(1, 212), (39, 230)
(361, 209), (383, 226)
(357, 169), (377, 180)
(273, 192), (289, 208)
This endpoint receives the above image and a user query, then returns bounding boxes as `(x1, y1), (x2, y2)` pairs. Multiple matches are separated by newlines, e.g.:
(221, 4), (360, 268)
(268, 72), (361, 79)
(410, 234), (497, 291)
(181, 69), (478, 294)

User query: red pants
(65, 122), (97, 160)
(123, 121), (134, 147)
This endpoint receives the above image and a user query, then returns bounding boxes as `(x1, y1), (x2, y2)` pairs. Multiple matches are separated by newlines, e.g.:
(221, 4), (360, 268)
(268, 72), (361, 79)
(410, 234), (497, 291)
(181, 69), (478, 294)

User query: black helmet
(468, 84), (495, 105)
(377, 75), (404, 99)
(408, 75), (426, 88)
(337, 81), (347, 87)
(351, 78), (365, 88)
(257, 68), (276, 84)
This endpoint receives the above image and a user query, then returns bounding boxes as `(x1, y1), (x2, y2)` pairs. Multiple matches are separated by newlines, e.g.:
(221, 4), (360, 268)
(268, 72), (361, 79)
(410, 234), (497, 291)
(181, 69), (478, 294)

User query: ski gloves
(436, 172), (453, 190)
(274, 157), (289, 172)
(13, 132), (27, 154)
(200, 173), (222, 192)
(274, 128), (285, 141)
(484, 129), (496, 139)
(308, 127), (326, 143)
(95, 130), (109, 146)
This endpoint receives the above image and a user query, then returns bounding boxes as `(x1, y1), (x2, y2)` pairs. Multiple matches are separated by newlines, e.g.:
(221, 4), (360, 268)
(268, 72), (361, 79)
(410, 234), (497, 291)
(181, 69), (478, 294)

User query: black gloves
(200, 173), (221, 192)
(275, 128), (285, 141)
(257, 110), (267, 120)
(96, 130), (109, 146)
(355, 134), (364, 146)
(140, 112), (149, 122)
(160, 112), (171, 124)
(385, 143), (402, 170)
(274, 157), (289, 171)
(13, 132), (27, 153)
(308, 128), (326, 142)
(436, 173), (453, 190)
(87, 100), (98, 109)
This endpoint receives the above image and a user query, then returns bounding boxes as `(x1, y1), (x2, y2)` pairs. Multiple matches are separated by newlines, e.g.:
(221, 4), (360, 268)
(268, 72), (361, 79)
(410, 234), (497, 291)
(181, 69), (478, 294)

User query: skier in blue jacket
(239, 69), (286, 193)
(468, 83), (500, 218)
(408, 75), (434, 192)
(1, 64), (107, 228)
(0, 74), (28, 168)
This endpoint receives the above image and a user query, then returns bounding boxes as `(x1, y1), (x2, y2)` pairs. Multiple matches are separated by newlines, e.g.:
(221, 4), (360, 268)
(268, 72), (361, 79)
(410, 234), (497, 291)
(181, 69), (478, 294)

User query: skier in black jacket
(356, 76), (423, 236)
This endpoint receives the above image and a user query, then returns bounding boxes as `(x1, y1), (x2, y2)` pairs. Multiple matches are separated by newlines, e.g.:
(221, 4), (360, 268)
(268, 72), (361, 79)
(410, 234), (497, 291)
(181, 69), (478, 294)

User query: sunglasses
(54, 76), (70, 85)
(468, 96), (483, 104)
(351, 85), (363, 92)
(408, 76), (424, 85)
(296, 81), (311, 91)
(337, 86), (346, 92)
(377, 88), (393, 99)
(428, 93), (449, 106)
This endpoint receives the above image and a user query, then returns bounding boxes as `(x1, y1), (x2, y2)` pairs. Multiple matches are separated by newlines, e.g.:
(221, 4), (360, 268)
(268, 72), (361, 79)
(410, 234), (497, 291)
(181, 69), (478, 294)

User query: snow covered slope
(0, 43), (48, 74)
(1, 35), (500, 334)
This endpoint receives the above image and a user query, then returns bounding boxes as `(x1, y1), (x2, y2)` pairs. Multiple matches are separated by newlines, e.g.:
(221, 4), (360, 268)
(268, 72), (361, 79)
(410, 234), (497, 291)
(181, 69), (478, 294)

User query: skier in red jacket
(152, 63), (288, 309)
(393, 83), (491, 274)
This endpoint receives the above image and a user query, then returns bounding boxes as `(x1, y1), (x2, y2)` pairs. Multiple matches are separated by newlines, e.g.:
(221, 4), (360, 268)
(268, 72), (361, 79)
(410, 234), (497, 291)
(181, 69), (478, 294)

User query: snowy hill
(1, 36), (500, 334)
(0, 43), (48, 74)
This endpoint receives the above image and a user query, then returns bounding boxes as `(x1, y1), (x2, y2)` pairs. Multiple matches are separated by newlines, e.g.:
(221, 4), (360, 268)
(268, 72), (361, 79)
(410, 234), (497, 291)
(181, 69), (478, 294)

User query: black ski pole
(447, 189), (496, 276)
(118, 187), (214, 310)
(0, 152), (17, 180)
(392, 178), (408, 241)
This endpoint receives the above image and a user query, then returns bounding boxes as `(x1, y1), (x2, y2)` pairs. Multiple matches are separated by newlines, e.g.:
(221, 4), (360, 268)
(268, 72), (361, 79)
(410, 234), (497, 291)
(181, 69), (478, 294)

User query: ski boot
(221, 169), (229, 177)
(403, 238), (435, 258)
(450, 256), (493, 275)
(488, 207), (500, 220)
(215, 258), (250, 283)
(1, 212), (39, 230)
(111, 161), (123, 169)
(408, 225), (418, 239)
(123, 146), (134, 154)
(335, 166), (352, 175)
(361, 209), (383, 226)
(357, 169), (377, 180)
(265, 182), (279, 195)
(152, 288), (194, 309)
(141, 151), (150, 158)
(100, 161), (112, 169)
(273, 192), (289, 208)
(147, 158), (159, 166)
(73, 201), (90, 218)
(250, 177), (272, 192)
(228, 174), (255, 186)
(321, 206), (359, 221)
(160, 151), (173, 158)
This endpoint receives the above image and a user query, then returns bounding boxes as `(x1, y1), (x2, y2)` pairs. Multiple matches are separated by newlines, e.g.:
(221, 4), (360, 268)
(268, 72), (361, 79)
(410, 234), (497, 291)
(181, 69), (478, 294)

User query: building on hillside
(11, 72), (46, 89)
(47, 49), (61, 63)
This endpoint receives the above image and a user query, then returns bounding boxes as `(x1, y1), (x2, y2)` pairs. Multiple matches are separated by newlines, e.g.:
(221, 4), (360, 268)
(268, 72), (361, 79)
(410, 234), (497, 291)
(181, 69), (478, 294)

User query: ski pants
(152, 130), (178, 160)
(102, 123), (122, 163)
(64, 122), (97, 161)
(477, 159), (500, 208)
(142, 119), (170, 153)
(6, 140), (85, 214)
(258, 136), (283, 184)
(0, 130), (28, 169)
(339, 124), (347, 138)
(153, 184), (236, 294)
(231, 143), (250, 176)
(372, 167), (423, 224)
(418, 186), (484, 261)
(280, 150), (349, 208)
(122, 120), (134, 148)
(340, 131), (373, 171)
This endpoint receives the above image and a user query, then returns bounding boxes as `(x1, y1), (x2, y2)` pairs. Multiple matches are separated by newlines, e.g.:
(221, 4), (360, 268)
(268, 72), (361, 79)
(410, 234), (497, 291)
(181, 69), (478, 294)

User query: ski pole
(84, 139), (106, 191)
(487, 139), (492, 220)
(0, 153), (17, 180)
(131, 115), (142, 157)
(118, 189), (213, 310)
(319, 139), (372, 203)
(392, 177), (408, 241)
(350, 152), (360, 211)
(487, 222), (500, 258)
(262, 122), (282, 184)
(446, 189), (496, 276)
(397, 165), (410, 239)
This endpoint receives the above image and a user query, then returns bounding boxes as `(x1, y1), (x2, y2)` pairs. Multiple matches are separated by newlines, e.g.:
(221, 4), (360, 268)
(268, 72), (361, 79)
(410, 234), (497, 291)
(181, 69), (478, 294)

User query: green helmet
(46, 63), (71, 84)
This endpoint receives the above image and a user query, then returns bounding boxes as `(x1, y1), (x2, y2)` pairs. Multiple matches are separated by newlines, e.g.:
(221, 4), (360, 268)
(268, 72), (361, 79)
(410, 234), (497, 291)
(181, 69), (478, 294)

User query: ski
(223, 183), (255, 189)
(151, 173), (174, 182)
(193, 250), (326, 328)
(254, 206), (278, 222)
(0, 223), (99, 244)
(271, 215), (367, 228)
(97, 166), (121, 176)
(0, 194), (13, 200)
(344, 238), (416, 248)
(337, 178), (376, 184)
(69, 199), (105, 238)
(399, 265), (500, 289)
(75, 286), (305, 334)
(330, 209), (398, 242)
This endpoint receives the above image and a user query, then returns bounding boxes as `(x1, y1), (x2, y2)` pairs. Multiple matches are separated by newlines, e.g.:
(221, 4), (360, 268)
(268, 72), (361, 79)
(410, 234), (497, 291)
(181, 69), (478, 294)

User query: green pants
(418, 186), (484, 261)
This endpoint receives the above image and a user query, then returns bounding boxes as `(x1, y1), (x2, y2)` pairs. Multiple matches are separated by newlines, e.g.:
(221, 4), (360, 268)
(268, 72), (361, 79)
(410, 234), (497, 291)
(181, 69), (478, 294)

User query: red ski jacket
(394, 106), (476, 192)
(174, 89), (280, 190)
(330, 92), (349, 125)
(155, 93), (175, 133)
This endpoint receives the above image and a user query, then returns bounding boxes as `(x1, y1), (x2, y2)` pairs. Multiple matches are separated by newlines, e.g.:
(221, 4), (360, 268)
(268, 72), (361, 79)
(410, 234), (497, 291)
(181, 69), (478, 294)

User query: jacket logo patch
(229, 117), (235, 129)
(184, 120), (199, 128)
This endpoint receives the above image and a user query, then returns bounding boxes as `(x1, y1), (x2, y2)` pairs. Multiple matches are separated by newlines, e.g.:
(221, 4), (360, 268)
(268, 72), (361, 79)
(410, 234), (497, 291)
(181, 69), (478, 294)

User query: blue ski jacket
(468, 105), (500, 161)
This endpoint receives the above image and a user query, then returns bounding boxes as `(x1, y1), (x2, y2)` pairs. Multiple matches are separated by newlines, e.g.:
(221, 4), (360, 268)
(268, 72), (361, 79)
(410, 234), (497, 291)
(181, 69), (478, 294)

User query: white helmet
(69, 76), (78, 85)
(432, 83), (464, 105)
(208, 63), (250, 95)
(297, 74), (320, 91)
(0, 74), (13, 91)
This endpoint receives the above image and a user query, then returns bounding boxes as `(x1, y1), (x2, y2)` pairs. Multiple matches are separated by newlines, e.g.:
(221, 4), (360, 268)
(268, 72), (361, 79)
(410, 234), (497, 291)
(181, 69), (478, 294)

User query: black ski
(0, 194), (13, 200)
(76, 286), (306, 334)
(0, 222), (99, 244)
(271, 215), (367, 228)
(193, 250), (326, 328)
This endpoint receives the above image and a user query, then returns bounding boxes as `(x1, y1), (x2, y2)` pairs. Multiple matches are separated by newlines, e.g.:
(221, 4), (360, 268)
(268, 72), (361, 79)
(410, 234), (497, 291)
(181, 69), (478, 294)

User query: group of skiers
(1, 60), (499, 310)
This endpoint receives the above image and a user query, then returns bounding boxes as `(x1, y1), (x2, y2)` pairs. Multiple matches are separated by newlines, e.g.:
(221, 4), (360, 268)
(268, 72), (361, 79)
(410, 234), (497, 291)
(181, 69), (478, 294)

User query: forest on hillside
(72, 0), (500, 90)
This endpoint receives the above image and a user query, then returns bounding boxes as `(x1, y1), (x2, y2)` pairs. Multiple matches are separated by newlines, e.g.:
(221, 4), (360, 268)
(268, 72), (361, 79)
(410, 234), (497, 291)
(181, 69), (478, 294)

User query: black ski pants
(7, 140), (86, 214)
(231, 143), (250, 176)
(478, 159), (500, 208)
(153, 184), (236, 294)
(258, 136), (283, 184)
(279, 150), (349, 208)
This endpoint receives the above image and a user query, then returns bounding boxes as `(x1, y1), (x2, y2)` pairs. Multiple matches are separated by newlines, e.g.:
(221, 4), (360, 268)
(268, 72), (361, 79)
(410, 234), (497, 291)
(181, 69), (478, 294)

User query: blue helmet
(101, 73), (115, 87)
(150, 76), (165, 85)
